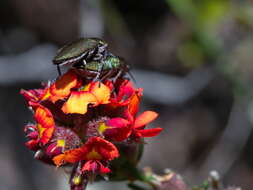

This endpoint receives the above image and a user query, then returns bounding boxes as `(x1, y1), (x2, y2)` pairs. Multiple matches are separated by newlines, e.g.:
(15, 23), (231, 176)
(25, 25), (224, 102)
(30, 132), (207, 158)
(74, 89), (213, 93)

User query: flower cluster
(21, 68), (162, 190)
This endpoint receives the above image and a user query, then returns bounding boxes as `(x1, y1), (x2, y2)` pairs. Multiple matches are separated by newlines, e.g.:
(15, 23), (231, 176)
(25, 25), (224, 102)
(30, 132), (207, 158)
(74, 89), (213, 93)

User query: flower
(98, 118), (131, 141)
(20, 87), (50, 105)
(21, 40), (163, 190)
(53, 137), (119, 174)
(102, 111), (161, 141)
(128, 111), (162, 138)
(110, 80), (143, 107)
(85, 117), (131, 142)
(69, 162), (88, 190)
(24, 103), (55, 150)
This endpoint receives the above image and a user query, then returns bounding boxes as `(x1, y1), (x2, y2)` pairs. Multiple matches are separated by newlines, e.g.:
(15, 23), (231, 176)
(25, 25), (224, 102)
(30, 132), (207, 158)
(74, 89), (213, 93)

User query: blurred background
(1, 0), (253, 189)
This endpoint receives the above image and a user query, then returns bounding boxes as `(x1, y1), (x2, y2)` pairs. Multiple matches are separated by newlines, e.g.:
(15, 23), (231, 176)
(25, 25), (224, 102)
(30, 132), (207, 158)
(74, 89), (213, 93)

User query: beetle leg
(93, 71), (101, 82)
(86, 49), (96, 61)
(93, 63), (104, 85)
(112, 70), (123, 83)
(57, 65), (62, 76)
(127, 70), (136, 83)
(82, 59), (87, 69)
(98, 45), (106, 53)
(94, 46), (107, 61)
(101, 69), (114, 81)
(93, 53), (103, 61)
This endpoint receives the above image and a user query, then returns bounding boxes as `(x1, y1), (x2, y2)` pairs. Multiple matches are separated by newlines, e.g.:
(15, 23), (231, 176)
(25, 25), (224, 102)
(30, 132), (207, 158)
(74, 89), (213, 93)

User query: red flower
(20, 70), (79, 105)
(53, 137), (119, 174)
(128, 111), (162, 138)
(110, 80), (143, 107)
(25, 103), (55, 149)
(24, 124), (40, 150)
(20, 87), (50, 105)
(33, 104), (55, 144)
(97, 118), (131, 142)
(95, 111), (161, 141)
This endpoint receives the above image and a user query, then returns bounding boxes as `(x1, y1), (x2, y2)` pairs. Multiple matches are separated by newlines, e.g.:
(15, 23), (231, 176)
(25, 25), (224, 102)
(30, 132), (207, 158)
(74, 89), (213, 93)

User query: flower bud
(34, 150), (54, 165)
(225, 187), (241, 190)
(70, 162), (88, 190)
(154, 172), (188, 190)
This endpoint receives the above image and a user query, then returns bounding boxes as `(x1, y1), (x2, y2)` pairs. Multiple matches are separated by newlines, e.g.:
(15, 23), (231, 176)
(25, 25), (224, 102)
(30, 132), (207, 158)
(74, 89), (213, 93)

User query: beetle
(74, 54), (130, 81)
(53, 38), (108, 75)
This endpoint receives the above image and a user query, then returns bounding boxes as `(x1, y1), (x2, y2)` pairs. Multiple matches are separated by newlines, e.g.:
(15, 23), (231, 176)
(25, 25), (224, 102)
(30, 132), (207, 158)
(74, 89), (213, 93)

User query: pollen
(80, 83), (91, 91)
(41, 89), (51, 101)
(72, 176), (82, 185)
(57, 139), (65, 147)
(37, 124), (45, 138)
(98, 122), (109, 134)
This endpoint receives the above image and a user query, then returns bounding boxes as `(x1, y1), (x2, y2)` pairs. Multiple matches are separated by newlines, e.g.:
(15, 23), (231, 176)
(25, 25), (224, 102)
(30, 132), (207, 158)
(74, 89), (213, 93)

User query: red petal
(133, 111), (158, 129)
(137, 128), (163, 137)
(97, 161), (111, 174)
(82, 160), (96, 173)
(20, 88), (49, 103)
(25, 139), (39, 151)
(124, 109), (134, 123)
(103, 118), (131, 141)
(116, 81), (135, 105)
(81, 160), (111, 174)
(20, 89), (39, 102)
(106, 118), (130, 128)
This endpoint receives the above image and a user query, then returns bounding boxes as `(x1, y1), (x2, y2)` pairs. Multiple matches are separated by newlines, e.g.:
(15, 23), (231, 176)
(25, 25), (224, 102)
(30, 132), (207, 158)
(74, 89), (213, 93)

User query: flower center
(57, 139), (65, 147)
(41, 89), (51, 101)
(72, 176), (82, 185)
(37, 124), (45, 138)
(98, 122), (109, 134)
(86, 149), (102, 160)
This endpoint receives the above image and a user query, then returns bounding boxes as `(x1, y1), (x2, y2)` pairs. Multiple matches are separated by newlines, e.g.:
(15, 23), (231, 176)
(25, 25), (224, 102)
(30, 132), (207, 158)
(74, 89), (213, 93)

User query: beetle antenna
(57, 65), (62, 76)
(127, 70), (136, 84)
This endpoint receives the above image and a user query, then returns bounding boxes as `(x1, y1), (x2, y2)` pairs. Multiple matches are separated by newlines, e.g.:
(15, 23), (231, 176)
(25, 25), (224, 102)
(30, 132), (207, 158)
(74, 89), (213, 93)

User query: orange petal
(89, 82), (111, 105)
(34, 105), (55, 144)
(62, 91), (97, 114)
(50, 70), (78, 103)
(133, 111), (158, 129)
(128, 89), (143, 116)
(53, 147), (85, 166)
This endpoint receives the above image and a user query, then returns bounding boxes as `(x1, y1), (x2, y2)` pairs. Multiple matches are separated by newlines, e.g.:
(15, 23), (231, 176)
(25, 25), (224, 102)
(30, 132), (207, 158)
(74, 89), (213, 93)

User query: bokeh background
(1, 0), (253, 189)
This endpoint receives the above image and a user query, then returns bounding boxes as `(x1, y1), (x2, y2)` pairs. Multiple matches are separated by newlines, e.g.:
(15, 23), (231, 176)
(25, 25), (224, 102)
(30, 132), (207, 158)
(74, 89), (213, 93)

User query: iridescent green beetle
(53, 38), (131, 81)
(53, 38), (108, 75)
(75, 54), (130, 81)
